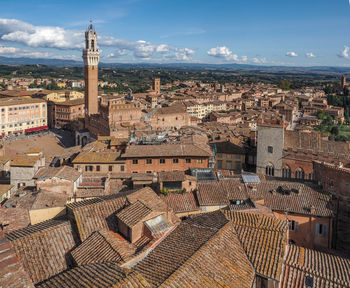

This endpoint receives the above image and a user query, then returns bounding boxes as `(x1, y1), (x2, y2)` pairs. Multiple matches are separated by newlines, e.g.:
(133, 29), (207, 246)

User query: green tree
(279, 80), (291, 90)
(330, 126), (339, 136)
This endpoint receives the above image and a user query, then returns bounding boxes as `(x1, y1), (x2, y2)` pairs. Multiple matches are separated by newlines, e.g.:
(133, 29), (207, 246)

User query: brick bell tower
(83, 23), (100, 116)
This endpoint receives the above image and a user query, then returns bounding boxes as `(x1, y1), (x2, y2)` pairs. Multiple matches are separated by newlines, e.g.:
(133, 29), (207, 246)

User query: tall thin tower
(341, 75), (347, 89)
(82, 23), (100, 116)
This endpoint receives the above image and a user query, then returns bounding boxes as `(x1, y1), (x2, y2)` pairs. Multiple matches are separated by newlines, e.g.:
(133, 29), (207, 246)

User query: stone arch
(282, 165), (291, 178)
(265, 163), (274, 176)
(295, 167), (305, 180)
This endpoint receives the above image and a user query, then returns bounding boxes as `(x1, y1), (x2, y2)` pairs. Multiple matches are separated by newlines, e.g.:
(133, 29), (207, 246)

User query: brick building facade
(313, 161), (350, 253)
(123, 143), (212, 173)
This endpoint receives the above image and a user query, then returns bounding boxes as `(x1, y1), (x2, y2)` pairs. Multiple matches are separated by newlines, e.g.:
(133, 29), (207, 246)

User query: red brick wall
(313, 161), (350, 199)
(126, 157), (209, 173)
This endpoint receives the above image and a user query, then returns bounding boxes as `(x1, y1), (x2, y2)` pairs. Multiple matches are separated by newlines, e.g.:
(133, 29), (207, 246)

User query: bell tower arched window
(265, 164), (274, 176)
(282, 165), (291, 178)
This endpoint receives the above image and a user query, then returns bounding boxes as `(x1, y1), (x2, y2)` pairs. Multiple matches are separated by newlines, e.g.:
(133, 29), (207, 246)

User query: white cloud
(306, 52), (316, 58)
(286, 51), (298, 57)
(0, 17), (195, 62)
(207, 46), (239, 61)
(207, 46), (266, 64)
(0, 46), (19, 54)
(175, 48), (195, 61)
(0, 45), (78, 60)
(252, 57), (267, 64)
(156, 44), (170, 53)
(338, 46), (350, 59)
(0, 18), (83, 49)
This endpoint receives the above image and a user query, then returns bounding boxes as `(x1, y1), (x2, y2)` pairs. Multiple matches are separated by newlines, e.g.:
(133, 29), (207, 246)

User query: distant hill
(1, 56), (350, 75)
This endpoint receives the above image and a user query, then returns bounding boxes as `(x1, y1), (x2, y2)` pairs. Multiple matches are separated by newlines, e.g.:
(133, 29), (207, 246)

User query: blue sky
(0, 0), (350, 66)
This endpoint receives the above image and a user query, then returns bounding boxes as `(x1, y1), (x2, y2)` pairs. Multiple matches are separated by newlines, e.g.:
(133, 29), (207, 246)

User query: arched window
(91, 40), (95, 50)
(282, 165), (291, 178)
(265, 164), (274, 176)
(295, 167), (305, 180)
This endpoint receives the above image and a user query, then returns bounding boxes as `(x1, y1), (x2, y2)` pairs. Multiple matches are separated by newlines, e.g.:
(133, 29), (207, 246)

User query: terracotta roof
(36, 261), (150, 288)
(72, 151), (122, 164)
(67, 194), (128, 241)
(55, 98), (84, 106)
(160, 191), (200, 213)
(196, 182), (229, 206)
(153, 105), (186, 115)
(34, 166), (81, 182)
(123, 143), (212, 158)
(211, 141), (245, 154)
(158, 171), (186, 182)
(116, 200), (152, 228)
(223, 211), (288, 280)
(196, 179), (249, 206)
(0, 207), (30, 233)
(71, 230), (136, 266)
(159, 222), (255, 288)
(0, 96), (45, 107)
(30, 191), (68, 210)
(11, 155), (40, 167)
(247, 180), (334, 217)
(0, 233), (34, 288)
(134, 211), (229, 286)
(5, 220), (76, 284)
(280, 245), (350, 288)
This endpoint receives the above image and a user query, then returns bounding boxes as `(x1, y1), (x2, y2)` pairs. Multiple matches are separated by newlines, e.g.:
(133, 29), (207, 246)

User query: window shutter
(295, 222), (299, 232)
(316, 224), (320, 235)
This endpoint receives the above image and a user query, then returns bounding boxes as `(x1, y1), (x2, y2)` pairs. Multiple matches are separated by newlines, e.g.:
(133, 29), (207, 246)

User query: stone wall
(256, 125), (284, 177)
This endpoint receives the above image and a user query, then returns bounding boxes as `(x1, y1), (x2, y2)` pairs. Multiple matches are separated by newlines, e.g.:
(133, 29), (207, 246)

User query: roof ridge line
(157, 221), (232, 286)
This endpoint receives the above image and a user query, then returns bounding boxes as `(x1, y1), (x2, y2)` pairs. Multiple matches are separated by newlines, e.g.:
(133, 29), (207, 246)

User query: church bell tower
(83, 23), (100, 116)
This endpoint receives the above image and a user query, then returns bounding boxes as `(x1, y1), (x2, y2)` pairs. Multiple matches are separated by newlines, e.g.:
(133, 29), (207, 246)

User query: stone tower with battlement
(341, 75), (346, 89)
(152, 78), (161, 95)
(82, 24), (100, 116)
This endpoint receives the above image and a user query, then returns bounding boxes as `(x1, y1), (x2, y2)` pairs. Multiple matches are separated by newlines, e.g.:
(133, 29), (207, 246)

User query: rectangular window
(217, 153), (222, 158)
(218, 160), (223, 169)
(289, 220), (298, 232)
(235, 155), (241, 160)
(316, 224), (327, 237)
(160, 158), (165, 164)
(186, 158), (191, 163)
(132, 159), (138, 164)
(146, 171), (152, 173)
(226, 154), (232, 159)
(96, 165), (100, 172)
(146, 159), (152, 164)
(268, 146), (273, 153)
(226, 161), (232, 170)
(108, 165), (113, 172)
(173, 158), (179, 164)
(197, 159), (203, 164)
(121, 165), (125, 172)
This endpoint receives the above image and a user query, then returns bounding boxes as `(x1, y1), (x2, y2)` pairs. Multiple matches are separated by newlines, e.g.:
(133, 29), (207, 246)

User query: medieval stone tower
(83, 24), (100, 116)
